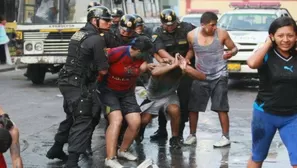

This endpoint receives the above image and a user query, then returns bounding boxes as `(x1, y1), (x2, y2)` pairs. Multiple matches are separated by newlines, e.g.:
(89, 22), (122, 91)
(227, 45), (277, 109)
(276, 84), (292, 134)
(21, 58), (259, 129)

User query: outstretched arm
(10, 127), (23, 168)
(149, 56), (179, 76)
(179, 56), (206, 80)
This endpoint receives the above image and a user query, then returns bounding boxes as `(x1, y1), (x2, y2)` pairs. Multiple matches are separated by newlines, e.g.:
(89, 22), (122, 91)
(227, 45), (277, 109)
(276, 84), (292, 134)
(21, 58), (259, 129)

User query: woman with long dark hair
(247, 16), (297, 168)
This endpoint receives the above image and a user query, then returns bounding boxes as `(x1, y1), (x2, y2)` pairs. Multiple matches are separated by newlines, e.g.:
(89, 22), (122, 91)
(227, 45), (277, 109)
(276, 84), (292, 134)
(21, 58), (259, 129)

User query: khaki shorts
(141, 93), (180, 119)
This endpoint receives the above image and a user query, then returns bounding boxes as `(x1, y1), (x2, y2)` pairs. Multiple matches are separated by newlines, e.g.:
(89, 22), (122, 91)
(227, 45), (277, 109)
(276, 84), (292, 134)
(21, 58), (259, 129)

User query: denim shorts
(251, 104), (297, 166)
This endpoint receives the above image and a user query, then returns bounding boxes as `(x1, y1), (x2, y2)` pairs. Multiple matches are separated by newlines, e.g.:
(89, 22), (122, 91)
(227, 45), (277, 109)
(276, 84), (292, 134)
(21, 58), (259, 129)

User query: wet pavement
(0, 70), (292, 168)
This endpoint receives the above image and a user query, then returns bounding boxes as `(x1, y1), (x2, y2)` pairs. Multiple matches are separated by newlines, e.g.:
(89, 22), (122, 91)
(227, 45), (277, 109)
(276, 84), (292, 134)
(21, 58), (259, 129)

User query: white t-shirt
(36, 0), (55, 20)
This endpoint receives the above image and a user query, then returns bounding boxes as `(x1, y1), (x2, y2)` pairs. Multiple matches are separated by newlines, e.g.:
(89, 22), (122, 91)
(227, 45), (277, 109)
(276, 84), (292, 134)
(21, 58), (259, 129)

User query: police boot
(65, 152), (80, 168)
(150, 128), (168, 141)
(150, 112), (168, 141)
(169, 136), (182, 149)
(46, 142), (68, 161)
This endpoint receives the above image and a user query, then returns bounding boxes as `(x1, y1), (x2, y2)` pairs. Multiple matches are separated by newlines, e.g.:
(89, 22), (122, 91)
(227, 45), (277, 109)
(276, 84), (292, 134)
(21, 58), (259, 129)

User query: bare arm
(222, 29), (238, 59)
(185, 31), (195, 61)
(0, 106), (4, 115)
(247, 37), (272, 69)
(184, 66), (206, 80)
(151, 64), (178, 76)
(139, 61), (149, 74)
(178, 55), (206, 80)
(153, 53), (164, 63)
(157, 49), (175, 62)
(10, 127), (23, 168)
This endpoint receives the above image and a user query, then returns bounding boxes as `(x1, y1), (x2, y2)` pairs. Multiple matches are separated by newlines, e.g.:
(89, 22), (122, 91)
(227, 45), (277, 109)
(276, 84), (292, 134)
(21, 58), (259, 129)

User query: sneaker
(150, 129), (168, 141)
(169, 136), (182, 149)
(213, 136), (231, 148)
(105, 157), (123, 168)
(184, 134), (197, 145)
(117, 149), (137, 161)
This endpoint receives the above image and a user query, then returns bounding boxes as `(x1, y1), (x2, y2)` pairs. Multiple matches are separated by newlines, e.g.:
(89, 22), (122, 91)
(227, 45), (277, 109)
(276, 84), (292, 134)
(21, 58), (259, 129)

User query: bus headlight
(25, 43), (33, 51)
(35, 42), (43, 51)
(24, 41), (44, 54)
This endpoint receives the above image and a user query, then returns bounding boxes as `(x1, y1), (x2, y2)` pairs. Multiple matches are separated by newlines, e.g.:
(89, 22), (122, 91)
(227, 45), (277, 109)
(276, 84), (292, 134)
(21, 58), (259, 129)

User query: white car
(218, 2), (292, 79)
(180, 14), (203, 26)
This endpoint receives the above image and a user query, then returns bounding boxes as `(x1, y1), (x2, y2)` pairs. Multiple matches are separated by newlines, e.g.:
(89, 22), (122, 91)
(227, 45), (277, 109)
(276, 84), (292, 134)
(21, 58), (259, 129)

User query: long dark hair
(268, 17), (297, 54)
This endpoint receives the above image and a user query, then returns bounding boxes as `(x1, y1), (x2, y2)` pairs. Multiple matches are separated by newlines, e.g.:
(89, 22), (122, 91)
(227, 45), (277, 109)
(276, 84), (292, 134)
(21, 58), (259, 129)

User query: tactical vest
(159, 23), (191, 57)
(59, 31), (96, 86)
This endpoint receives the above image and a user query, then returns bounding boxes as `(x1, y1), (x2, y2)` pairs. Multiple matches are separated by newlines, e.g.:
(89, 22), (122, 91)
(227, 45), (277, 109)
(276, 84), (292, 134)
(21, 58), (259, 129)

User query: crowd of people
(1, 1), (297, 168)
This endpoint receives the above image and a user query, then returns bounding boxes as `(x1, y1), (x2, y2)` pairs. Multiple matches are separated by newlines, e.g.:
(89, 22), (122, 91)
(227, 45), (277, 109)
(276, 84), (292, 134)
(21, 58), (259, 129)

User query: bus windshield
(18, 0), (102, 24)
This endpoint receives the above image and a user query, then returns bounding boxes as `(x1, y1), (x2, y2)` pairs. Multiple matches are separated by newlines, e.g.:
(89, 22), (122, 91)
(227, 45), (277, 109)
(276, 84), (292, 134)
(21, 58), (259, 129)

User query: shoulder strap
(79, 31), (97, 44)
(193, 27), (199, 46)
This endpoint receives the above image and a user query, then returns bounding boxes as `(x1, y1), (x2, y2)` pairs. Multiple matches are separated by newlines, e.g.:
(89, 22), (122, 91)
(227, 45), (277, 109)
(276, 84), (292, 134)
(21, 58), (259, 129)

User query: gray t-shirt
(147, 68), (182, 100)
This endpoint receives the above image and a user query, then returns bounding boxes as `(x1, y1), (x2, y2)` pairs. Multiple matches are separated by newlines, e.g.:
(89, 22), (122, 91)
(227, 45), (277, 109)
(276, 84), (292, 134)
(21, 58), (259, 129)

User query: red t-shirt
(0, 153), (7, 168)
(103, 46), (144, 91)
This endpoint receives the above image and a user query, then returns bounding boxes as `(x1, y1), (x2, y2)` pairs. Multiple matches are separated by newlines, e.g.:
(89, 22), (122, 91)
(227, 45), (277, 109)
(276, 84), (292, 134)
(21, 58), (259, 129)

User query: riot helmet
(133, 14), (144, 27)
(87, 6), (112, 29)
(119, 14), (137, 31)
(111, 8), (124, 17)
(160, 9), (177, 25)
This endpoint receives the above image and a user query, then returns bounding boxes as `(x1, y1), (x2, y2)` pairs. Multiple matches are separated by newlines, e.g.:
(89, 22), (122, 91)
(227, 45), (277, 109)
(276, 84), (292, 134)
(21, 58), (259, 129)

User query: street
(0, 69), (292, 168)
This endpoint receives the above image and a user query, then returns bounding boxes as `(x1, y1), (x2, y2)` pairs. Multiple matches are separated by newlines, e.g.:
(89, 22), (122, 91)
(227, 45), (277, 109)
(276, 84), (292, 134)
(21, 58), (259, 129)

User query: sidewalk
(0, 63), (27, 72)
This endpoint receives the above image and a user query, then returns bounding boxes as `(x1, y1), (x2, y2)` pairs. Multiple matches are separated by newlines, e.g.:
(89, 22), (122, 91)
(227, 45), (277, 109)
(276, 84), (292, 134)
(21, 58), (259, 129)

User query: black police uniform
(152, 21), (196, 139)
(47, 22), (108, 164)
(103, 28), (137, 48)
(65, 22), (108, 166)
(143, 25), (153, 38)
(110, 23), (119, 32)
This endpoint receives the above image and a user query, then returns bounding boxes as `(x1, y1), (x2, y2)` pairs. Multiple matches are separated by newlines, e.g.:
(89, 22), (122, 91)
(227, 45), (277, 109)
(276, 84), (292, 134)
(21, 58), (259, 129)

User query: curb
(0, 64), (27, 73)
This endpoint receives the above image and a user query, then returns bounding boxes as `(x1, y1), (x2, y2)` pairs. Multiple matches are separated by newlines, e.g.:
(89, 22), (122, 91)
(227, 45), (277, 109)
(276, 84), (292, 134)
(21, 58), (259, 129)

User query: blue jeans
(251, 103), (297, 166)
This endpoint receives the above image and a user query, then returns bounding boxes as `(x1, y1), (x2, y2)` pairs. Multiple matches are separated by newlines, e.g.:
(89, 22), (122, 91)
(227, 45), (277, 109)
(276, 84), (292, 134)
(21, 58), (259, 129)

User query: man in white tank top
(184, 12), (238, 148)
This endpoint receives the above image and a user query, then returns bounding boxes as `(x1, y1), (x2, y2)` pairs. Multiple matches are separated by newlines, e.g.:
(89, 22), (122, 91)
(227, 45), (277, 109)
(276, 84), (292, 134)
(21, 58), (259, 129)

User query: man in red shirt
(0, 128), (12, 168)
(97, 36), (154, 168)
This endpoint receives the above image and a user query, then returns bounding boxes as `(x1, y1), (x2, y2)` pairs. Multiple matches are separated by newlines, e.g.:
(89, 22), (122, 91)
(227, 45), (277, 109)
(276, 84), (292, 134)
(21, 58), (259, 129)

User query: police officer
(111, 8), (124, 31)
(46, 6), (112, 168)
(150, 9), (196, 141)
(133, 14), (153, 38)
(104, 14), (138, 48)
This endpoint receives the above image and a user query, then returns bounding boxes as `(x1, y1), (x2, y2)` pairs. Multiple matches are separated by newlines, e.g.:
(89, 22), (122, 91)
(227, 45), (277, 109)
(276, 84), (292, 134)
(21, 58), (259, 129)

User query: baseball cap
(131, 36), (153, 52)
